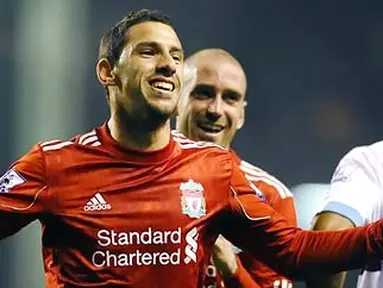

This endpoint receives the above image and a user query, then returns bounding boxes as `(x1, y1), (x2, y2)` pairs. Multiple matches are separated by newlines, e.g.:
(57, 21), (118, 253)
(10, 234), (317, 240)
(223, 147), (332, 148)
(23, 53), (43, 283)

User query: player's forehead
(195, 61), (246, 95)
(126, 21), (182, 52)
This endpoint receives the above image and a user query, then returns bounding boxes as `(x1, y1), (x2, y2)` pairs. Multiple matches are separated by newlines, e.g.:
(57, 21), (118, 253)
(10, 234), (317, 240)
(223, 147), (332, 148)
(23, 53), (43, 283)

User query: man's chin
(196, 131), (221, 145)
(148, 101), (177, 117)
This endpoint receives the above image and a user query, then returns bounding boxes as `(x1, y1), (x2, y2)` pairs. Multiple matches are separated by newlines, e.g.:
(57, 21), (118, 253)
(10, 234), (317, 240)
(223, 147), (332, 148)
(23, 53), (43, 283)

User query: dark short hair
(98, 9), (172, 68)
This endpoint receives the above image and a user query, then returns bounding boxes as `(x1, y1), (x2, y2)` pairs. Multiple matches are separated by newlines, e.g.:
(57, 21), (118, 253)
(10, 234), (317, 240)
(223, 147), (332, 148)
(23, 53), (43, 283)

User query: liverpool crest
(180, 179), (206, 219)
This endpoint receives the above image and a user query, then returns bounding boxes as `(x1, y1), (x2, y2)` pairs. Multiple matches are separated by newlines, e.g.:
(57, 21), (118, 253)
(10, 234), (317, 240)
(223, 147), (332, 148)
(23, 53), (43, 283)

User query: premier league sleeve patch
(249, 182), (265, 201)
(0, 169), (26, 193)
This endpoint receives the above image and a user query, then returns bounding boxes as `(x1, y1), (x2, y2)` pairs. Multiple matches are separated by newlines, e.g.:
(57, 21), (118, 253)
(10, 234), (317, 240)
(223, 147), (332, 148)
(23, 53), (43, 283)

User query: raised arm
(220, 160), (383, 280)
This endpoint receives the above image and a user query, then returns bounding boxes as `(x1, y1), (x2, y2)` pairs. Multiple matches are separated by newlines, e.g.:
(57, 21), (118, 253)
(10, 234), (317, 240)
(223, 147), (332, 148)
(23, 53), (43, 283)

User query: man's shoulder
(234, 154), (293, 200)
(343, 140), (383, 164)
(333, 140), (383, 185)
(33, 128), (104, 172)
(171, 130), (228, 155)
(3, 128), (102, 190)
(38, 128), (101, 154)
(171, 131), (234, 180)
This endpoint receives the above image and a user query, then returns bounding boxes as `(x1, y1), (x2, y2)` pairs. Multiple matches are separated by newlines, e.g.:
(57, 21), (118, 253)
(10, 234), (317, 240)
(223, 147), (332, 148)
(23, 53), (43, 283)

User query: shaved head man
(177, 48), (296, 288)
(178, 49), (247, 149)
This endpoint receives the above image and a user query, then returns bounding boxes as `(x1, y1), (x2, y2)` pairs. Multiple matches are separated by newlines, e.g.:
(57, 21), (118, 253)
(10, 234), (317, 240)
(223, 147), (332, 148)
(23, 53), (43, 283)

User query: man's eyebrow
(193, 83), (215, 90)
(136, 41), (183, 55)
(134, 41), (158, 49)
(170, 46), (184, 55)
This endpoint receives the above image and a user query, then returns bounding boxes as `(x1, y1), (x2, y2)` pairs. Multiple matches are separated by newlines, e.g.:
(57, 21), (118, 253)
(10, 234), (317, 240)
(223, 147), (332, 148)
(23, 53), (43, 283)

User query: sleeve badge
(0, 169), (26, 193)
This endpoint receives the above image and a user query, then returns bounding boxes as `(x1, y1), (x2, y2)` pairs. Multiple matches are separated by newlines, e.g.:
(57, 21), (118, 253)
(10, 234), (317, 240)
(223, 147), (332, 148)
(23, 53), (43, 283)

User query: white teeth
(199, 124), (223, 133)
(152, 81), (173, 91)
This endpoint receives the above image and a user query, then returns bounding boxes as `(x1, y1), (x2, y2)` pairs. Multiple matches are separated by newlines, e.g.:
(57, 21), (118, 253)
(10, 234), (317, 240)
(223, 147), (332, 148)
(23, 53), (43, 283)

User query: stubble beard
(117, 94), (177, 132)
(142, 102), (177, 131)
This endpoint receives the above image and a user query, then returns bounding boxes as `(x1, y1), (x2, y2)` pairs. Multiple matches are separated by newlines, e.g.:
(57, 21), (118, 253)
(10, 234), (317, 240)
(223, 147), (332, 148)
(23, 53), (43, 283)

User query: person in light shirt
(309, 140), (383, 288)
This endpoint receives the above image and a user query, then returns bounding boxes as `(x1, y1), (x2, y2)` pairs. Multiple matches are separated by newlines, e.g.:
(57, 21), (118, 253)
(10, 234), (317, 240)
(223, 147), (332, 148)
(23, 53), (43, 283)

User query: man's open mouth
(197, 123), (224, 133)
(149, 80), (175, 92)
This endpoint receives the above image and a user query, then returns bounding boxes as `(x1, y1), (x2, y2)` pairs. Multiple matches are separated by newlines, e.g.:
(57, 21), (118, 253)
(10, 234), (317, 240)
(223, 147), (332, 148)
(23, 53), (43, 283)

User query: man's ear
(236, 100), (247, 130)
(96, 58), (117, 86)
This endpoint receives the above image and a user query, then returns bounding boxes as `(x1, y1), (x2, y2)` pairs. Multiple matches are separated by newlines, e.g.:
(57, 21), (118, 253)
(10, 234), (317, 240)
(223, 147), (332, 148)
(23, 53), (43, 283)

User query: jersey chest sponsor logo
(180, 179), (206, 219)
(0, 169), (26, 193)
(92, 227), (199, 268)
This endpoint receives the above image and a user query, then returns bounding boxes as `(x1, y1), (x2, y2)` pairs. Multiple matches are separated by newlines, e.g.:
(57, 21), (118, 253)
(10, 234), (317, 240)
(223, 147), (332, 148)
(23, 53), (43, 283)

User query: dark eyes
(192, 86), (214, 99)
(192, 86), (241, 105)
(172, 54), (182, 62)
(139, 49), (182, 63)
(224, 93), (240, 103)
(140, 49), (155, 56)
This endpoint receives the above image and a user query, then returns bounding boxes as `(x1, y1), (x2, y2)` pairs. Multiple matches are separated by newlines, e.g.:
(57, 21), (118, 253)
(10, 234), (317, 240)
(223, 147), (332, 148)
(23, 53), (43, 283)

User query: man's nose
(206, 97), (223, 119)
(156, 54), (177, 77)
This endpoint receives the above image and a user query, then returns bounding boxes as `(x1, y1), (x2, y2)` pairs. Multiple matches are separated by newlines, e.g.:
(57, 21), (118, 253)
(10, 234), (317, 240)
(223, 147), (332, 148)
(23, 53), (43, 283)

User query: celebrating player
(2, 8), (383, 288)
(177, 48), (296, 288)
(308, 141), (383, 288)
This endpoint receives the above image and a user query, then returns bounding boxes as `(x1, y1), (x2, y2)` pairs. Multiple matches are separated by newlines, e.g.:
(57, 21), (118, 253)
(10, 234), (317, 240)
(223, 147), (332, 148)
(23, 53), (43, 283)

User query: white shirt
(321, 140), (383, 288)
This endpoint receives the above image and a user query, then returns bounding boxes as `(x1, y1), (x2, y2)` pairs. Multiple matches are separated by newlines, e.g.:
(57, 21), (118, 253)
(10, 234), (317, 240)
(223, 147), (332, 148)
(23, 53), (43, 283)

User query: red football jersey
(0, 124), (383, 287)
(203, 150), (296, 288)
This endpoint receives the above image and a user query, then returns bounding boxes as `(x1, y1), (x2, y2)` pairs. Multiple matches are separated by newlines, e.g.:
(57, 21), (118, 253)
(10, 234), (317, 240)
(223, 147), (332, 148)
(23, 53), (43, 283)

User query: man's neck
(107, 116), (171, 152)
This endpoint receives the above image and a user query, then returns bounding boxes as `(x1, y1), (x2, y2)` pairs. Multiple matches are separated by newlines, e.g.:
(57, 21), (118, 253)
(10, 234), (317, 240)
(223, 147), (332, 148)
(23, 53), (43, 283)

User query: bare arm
(306, 212), (355, 288)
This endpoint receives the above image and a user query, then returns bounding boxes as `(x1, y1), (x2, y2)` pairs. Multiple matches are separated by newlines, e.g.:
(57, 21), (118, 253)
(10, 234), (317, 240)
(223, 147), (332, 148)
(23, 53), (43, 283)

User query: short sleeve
(321, 147), (381, 226)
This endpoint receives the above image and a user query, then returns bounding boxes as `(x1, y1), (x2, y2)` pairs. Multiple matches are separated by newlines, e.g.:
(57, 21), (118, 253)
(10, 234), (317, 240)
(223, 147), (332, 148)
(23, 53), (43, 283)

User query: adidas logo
(84, 193), (111, 212)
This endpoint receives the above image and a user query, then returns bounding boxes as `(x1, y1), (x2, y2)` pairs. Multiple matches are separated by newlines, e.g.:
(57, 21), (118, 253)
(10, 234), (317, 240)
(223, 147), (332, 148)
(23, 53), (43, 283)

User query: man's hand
(212, 235), (238, 278)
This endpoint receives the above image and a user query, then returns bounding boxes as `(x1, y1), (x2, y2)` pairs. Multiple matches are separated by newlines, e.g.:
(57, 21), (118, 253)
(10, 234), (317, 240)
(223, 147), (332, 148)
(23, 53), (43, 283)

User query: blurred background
(1, 0), (382, 287)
